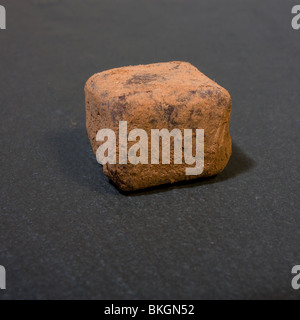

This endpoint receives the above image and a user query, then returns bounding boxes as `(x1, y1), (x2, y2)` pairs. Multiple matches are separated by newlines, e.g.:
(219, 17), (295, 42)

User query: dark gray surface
(0, 0), (299, 300)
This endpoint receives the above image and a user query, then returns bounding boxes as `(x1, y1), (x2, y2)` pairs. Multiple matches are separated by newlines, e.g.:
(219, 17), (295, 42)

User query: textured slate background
(0, 0), (299, 300)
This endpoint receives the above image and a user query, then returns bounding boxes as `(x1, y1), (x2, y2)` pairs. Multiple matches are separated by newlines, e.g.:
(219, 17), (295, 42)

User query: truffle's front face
(85, 61), (232, 191)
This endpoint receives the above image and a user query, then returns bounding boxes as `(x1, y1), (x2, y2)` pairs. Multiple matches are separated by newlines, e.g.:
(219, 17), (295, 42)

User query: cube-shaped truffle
(85, 61), (232, 191)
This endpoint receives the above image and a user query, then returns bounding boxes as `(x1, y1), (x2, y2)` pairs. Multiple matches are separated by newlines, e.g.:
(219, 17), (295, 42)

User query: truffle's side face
(85, 61), (232, 191)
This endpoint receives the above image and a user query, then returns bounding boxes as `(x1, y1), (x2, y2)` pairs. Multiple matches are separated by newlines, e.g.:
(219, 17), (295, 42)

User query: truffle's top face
(85, 61), (231, 108)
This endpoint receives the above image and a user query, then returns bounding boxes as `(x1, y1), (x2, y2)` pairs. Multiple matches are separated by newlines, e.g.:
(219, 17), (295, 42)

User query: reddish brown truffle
(85, 61), (232, 191)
